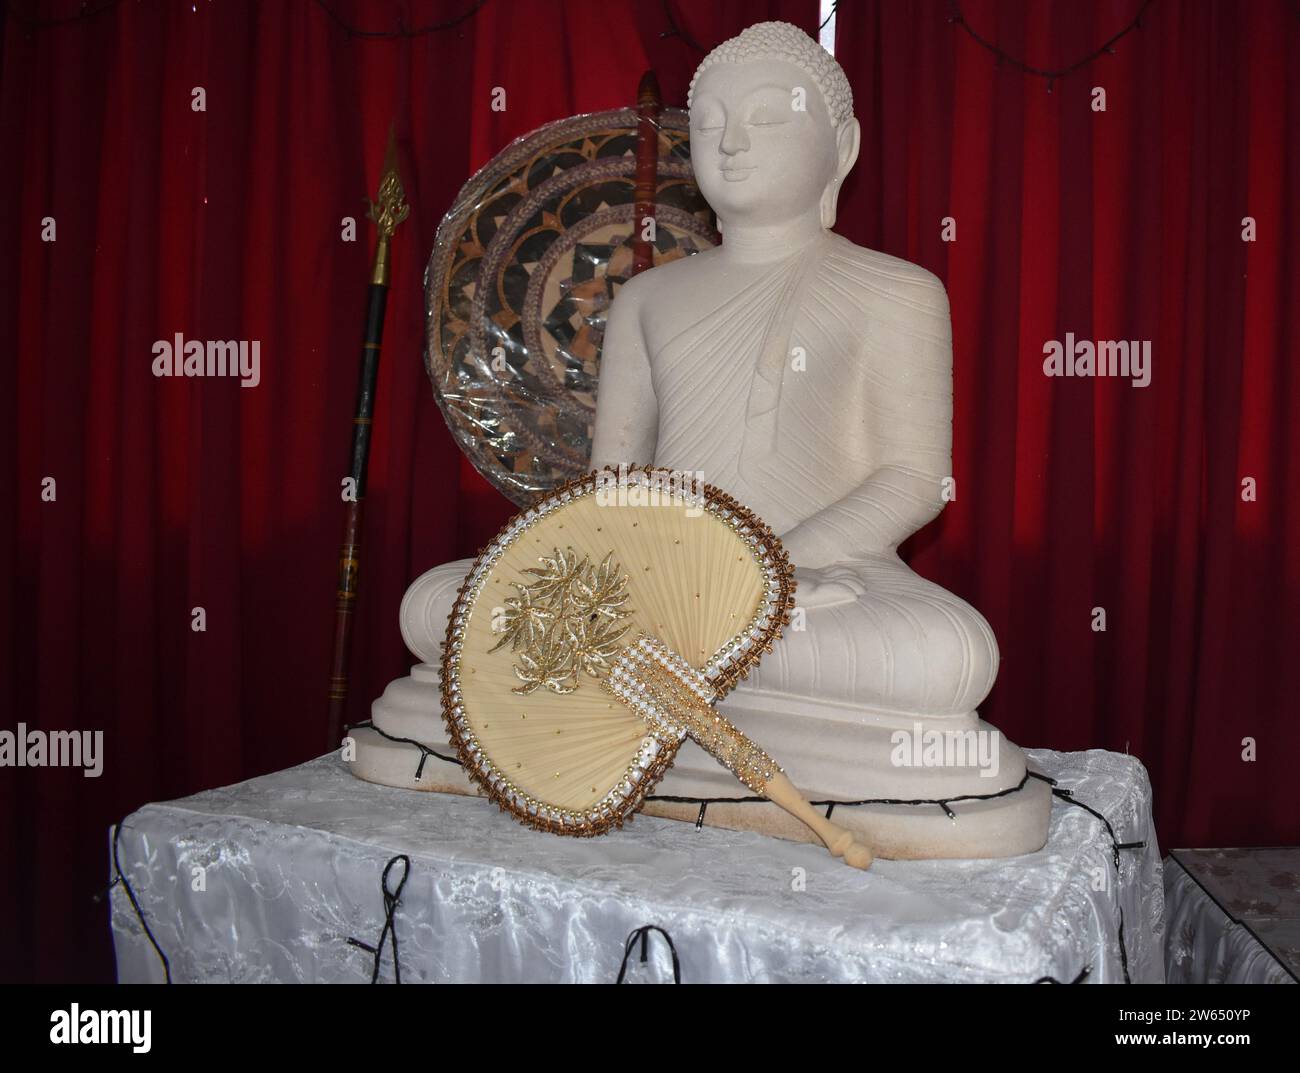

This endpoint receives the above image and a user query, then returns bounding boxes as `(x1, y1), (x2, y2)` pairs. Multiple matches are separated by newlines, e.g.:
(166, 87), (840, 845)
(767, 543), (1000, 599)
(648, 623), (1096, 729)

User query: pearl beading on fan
(440, 465), (796, 836)
(604, 633), (781, 794)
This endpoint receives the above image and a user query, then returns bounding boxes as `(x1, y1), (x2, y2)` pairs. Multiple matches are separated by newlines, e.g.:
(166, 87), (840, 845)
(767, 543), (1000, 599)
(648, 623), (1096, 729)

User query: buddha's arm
(779, 274), (954, 566)
(589, 280), (658, 470)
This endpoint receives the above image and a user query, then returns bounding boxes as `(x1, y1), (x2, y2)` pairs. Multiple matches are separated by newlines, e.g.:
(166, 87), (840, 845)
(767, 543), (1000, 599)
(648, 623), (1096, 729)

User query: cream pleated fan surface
(455, 486), (765, 814)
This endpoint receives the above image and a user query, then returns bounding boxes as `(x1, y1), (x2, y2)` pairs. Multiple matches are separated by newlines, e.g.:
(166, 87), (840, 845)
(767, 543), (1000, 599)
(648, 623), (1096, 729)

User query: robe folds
(636, 232), (999, 717)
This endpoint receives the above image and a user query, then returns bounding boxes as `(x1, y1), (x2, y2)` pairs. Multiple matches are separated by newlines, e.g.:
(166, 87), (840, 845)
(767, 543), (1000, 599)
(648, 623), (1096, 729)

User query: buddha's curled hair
(687, 21), (854, 127)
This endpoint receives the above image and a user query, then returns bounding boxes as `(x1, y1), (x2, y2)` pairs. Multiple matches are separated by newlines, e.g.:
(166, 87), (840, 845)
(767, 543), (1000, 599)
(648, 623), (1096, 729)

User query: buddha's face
(690, 58), (843, 226)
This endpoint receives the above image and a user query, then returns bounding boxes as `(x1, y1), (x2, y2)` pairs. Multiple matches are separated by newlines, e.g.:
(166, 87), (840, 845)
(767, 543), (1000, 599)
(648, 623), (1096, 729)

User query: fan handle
(762, 771), (874, 870)
(605, 635), (874, 870)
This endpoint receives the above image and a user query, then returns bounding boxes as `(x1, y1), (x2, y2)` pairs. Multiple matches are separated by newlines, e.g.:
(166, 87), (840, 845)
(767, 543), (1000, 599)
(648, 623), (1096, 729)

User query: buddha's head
(688, 22), (859, 231)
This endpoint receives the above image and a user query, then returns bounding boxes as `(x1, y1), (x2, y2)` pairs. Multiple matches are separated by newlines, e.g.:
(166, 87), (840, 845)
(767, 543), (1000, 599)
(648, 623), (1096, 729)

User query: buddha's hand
(791, 565), (867, 609)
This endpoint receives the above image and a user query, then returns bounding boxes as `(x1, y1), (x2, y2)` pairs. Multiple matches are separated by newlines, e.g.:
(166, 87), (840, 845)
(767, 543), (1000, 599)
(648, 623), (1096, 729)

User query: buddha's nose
(719, 116), (750, 156)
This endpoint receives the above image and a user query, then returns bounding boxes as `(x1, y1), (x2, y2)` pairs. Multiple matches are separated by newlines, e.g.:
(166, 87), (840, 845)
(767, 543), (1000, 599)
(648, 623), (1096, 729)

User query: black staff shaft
(350, 283), (389, 494)
(327, 131), (407, 750)
(327, 277), (389, 747)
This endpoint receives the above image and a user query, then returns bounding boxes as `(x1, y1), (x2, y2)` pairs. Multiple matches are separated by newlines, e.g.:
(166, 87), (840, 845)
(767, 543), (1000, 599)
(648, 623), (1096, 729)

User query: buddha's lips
(721, 167), (756, 182)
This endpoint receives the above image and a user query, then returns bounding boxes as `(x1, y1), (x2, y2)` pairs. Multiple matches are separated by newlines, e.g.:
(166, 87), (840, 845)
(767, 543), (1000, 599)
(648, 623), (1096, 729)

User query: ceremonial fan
(441, 465), (874, 869)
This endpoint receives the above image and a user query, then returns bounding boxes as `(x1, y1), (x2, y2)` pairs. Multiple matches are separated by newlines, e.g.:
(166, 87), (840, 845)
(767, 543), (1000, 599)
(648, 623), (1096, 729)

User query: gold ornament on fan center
(490, 547), (633, 695)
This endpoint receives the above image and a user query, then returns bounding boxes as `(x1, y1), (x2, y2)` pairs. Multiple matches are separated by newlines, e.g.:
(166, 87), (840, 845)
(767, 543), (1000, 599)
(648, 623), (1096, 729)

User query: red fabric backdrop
(0, 0), (1295, 982)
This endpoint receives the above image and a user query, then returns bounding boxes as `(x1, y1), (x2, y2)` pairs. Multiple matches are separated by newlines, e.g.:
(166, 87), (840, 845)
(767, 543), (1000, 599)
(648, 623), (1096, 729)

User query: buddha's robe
(592, 232), (998, 718)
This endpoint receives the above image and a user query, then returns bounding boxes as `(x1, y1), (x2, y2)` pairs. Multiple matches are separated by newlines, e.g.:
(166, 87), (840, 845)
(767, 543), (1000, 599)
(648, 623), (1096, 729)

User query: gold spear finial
(366, 124), (409, 287)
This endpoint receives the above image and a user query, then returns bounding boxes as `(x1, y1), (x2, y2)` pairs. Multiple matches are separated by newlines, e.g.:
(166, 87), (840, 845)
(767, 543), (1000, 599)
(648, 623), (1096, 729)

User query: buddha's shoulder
(613, 247), (725, 304)
(824, 234), (948, 306)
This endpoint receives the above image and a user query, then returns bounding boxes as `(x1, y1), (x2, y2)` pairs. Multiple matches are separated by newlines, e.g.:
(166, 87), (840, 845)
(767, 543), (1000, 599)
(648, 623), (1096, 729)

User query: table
(1164, 849), (1299, 985)
(110, 748), (1164, 983)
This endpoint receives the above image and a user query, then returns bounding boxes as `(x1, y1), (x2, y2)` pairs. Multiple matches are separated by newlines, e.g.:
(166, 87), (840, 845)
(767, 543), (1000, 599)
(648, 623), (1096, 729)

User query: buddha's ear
(836, 117), (861, 177)
(821, 117), (860, 229)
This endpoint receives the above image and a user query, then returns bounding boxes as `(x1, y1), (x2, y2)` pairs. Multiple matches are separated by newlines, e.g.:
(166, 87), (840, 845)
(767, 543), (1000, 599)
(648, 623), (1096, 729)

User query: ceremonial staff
(630, 70), (662, 276)
(327, 129), (409, 748)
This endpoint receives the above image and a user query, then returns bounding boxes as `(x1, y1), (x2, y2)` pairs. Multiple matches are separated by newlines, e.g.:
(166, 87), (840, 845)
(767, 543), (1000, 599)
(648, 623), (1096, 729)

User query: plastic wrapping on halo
(424, 108), (718, 507)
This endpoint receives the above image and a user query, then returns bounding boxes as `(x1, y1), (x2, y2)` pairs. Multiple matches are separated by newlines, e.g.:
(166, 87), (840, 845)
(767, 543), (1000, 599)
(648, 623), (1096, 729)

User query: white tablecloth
(1164, 851), (1298, 984)
(110, 748), (1164, 983)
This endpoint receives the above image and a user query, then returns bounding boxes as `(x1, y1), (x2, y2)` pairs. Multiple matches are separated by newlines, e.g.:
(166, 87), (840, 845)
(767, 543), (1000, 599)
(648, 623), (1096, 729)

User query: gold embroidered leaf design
(567, 609), (630, 680)
(511, 622), (579, 695)
(491, 546), (633, 695)
(489, 586), (552, 655)
(569, 552), (631, 621)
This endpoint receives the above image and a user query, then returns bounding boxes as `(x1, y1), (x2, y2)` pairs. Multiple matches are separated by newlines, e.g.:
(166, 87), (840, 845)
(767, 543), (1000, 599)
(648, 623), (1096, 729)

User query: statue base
(349, 664), (1052, 860)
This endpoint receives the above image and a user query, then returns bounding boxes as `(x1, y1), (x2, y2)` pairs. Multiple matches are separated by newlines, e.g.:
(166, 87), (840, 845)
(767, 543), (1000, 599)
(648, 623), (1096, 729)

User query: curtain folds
(833, 0), (1298, 856)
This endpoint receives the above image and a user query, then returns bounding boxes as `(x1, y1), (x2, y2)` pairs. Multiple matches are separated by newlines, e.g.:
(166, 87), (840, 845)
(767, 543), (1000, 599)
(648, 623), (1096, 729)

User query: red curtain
(1, 0), (1295, 982)
(832, 0), (1299, 856)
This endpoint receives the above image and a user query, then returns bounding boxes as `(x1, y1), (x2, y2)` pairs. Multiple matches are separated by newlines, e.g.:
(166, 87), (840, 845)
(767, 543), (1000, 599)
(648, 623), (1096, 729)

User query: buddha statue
(354, 22), (1050, 858)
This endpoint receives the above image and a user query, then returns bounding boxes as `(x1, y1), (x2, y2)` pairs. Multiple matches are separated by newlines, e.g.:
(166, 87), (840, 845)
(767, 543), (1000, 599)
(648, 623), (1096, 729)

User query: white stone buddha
(353, 22), (1050, 858)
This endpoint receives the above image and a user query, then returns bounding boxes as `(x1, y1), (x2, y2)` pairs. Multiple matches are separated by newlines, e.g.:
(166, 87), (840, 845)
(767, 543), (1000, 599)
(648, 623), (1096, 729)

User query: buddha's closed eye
(746, 106), (791, 127)
(694, 102), (792, 132)
(693, 110), (725, 133)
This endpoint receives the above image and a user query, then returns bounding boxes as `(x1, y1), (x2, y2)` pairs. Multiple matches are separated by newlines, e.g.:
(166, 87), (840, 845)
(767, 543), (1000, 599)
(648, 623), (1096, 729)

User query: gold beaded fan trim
(438, 464), (797, 838)
(604, 633), (782, 794)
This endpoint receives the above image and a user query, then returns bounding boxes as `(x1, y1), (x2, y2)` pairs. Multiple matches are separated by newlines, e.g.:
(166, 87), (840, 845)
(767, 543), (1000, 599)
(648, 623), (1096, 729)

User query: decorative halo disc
(424, 109), (717, 506)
